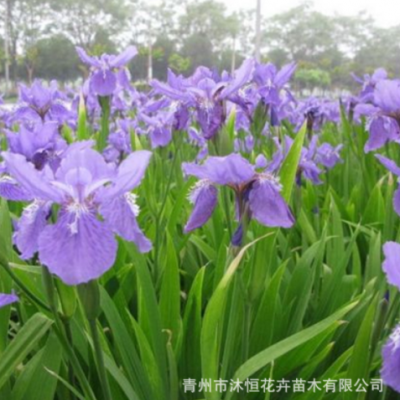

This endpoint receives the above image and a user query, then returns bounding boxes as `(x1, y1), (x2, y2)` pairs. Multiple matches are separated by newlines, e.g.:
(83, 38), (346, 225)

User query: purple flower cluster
(351, 70), (400, 152)
(183, 153), (294, 234)
(0, 46), (347, 289)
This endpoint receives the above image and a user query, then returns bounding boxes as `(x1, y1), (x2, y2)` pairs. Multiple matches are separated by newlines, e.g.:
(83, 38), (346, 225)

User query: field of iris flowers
(0, 47), (400, 400)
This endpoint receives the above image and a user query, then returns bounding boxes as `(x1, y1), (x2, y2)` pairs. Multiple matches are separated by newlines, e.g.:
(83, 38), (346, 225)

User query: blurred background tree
(1, 0), (400, 93)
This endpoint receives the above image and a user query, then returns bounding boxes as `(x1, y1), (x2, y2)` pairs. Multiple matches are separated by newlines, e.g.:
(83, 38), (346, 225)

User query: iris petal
(38, 211), (117, 285)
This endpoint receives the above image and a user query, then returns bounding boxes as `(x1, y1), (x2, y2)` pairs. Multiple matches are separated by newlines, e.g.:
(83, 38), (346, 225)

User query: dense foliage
(0, 45), (399, 400)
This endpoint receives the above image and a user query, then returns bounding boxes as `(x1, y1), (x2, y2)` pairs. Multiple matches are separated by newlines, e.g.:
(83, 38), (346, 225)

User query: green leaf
(201, 234), (272, 400)
(280, 122), (307, 202)
(159, 233), (182, 351)
(224, 301), (357, 400)
(345, 295), (379, 400)
(0, 313), (53, 390)
(0, 199), (13, 353)
(77, 92), (89, 140)
(100, 287), (153, 400)
(180, 267), (206, 384)
(12, 332), (62, 400)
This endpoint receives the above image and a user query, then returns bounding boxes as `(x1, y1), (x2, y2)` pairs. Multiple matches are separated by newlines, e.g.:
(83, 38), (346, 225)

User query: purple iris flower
(104, 119), (134, 162)
(253, 61), (297, 127)
(362, 80), (400, 152)
(382, 241), (400, 290)
(352, 68), (387, 103)
(275, 136), (322, 185)
(381, 242), (400, 393)
(138, 111), (175, 148)
(0, 292), (19, 308)
(315, 143), (343, 169)
(14, 80), (70, 124)
(182, 153), (294, 235)
(254, 61), (296, 106)
(234, 135), (255, 154)
(5, 122), (67, 170)
(292, 97), (324, 134)
(76, 46), (137, 97)
(2, 147), (152, 285)
(381, 324), (400, 393)
(151, 59), (255, 140)
(188, 59), (255, 139)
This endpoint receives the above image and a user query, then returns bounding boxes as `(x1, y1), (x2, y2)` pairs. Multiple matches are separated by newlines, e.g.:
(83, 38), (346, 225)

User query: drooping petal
(364, 116), (400, 153)
(117, 68), (131, 89)
(109, 46), (138, 68)
(393, 186), (400, 217)
(56, 147), (114, 183)
(14, 201), (51, 259)
(374, 80), (400, 114)
(381, 324), (400, 393)
(0, 293), (19, 309)
(219, 58), (255, 99)
(274, 62), (297, 88)
(382, 241), (400, 290)
(301, 160), (323, 185)
(2, 152), (63, 202)
(184, 180), (218, 232)
(249, 177), (294, 228)
(90, 69), (117, 97)
(255, 154), (268, 169)
(375, 154), (400, 176)
(100, 194), (152, 252)
(183, 154), (255, 186)
(0, 176), (33, 201)
(38, 211), (117, 285)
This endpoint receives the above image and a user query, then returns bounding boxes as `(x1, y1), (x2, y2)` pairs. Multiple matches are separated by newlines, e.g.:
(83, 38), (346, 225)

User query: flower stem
(98, 95), (110, 152)
(78, 280), (112, 400)
(0, 259), (51, 312)
(42, 268), (96, 400)
(89, 319), (112, 400)
(154, 134), (182, 281)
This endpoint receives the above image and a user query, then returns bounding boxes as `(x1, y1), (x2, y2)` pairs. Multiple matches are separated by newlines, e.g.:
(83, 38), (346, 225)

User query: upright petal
(56, 147), (114, 183)
(76, 47), (101, 68)
(274, 62), (297, 88)
(100, 194), (152, 252)
(219, 58), (255, 99)
(184, 180), (218, 232)
(38, 211), (117, 285)
(109, 46), (138, 68)
(249, 177), (294, 228)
